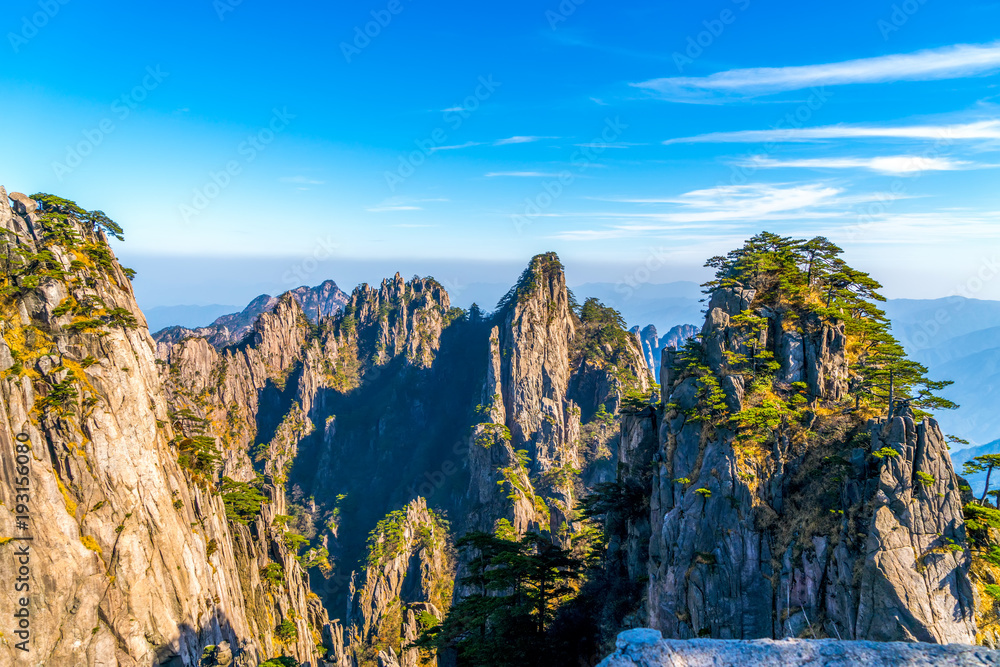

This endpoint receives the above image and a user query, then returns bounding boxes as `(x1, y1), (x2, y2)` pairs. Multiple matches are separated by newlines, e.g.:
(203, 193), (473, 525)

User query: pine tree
(852, 335), (956, 415)
(798, 236), (842, 288)
(416, 531), (582, 667)
(701, 231), (955, 418)
(963, 455), (1000, 505)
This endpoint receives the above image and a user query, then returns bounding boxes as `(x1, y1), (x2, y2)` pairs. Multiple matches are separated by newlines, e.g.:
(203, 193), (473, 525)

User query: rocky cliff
(155, 251), (653, 663)
(632, 324), (699, 382)
(619, 236), (980, 647)
(340, 499), (452, 667)
(8, 202), (976, 667)
(467, 254), (652, 543)
(0, 188), (329, 666)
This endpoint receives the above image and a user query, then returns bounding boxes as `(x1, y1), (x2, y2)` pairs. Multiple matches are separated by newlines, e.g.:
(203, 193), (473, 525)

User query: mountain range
(150, 286), (1000, 448)
(3, 189), (999, 666)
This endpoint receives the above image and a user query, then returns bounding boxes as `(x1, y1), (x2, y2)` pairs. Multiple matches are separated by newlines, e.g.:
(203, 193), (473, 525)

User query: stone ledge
(598, 629), (1000, 666)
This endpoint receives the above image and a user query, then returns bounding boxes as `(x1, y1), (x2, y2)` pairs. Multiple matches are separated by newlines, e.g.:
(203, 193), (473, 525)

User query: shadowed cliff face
(0, 188), (329, 666)
(152, 250), (654, 664)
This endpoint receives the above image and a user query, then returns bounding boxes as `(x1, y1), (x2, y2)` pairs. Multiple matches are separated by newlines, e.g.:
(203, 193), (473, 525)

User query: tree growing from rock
(963, 454), (1000, 505)
(702, 231), (956, 418)
(416, 530), (582, 667)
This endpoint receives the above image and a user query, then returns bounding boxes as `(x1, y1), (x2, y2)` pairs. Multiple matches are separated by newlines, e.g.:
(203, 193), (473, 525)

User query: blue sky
(1, 0), (999, 307)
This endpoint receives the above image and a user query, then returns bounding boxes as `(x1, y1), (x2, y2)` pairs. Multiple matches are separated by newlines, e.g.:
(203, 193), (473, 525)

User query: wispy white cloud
(494, 136), (559, 145)
(573, 142), (647, 149)
(634, 41), (1000, 101)
(733, 155), (979, 174)
(366, 197), (449, 212)
(664, 120), (1000, 144)
(820, 211), (1000, 245)
(546, 184), (848, 242)
(280, 175), (326, 185)
(642, 183), (844, 222)
(367, 205), (422, 212)
(429, 141), (484, 152)
(485, 171), (563, 178)
(543, 182), (935, 241)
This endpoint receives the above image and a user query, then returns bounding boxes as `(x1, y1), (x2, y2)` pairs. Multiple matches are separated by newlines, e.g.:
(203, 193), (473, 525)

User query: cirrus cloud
(635, 41), (1000, 101)
(663, 120), (1000, 144)
(732, 155), (980, 174)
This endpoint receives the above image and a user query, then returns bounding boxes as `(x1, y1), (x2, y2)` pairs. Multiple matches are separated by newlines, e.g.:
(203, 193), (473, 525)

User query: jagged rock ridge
(154, 280), (348, 350)
(156, 251), (655, 663)
(632, 323), (699, 380)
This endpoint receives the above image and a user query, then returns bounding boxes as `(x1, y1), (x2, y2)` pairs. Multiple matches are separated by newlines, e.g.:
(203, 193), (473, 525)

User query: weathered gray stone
(661, 347), (677, 400)
(0, 186), (329, 667)
(708, 285), (756, 316)
(599, 629), (1000, 666)
(648, 279), (974, 646)
(0, 340), (13, 371)
(803, 316), (848, 400)
(778, 331), (805, 384)
(8, 191), (37, 215)
(0, 186), (13, 232)
(346, 498), (452, 665)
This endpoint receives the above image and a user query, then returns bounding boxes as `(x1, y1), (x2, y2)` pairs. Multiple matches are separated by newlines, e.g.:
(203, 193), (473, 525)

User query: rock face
(0, 187), (329, 666)
(851, 416), (976, 643)
(1, 185), (983, 666)
(166, 252), (652, 661)
(467, 254), (652, 540)
(635, 325), (659, 373)
(633, 324), (699, 381)
(642, 284), (977, 645)
(660, 324), (698, 354)
(343, 498), (452, 667)
(153, 279), (348, 349)
(599, 629), (1000, 667)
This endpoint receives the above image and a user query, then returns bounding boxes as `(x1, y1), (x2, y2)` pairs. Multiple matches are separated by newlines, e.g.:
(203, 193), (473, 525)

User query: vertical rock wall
(644, 284), (976, 644)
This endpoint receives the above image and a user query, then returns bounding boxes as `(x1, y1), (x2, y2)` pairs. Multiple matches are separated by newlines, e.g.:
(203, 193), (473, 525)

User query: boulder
(8, 191), (37, 215)
(708, 286), (756, 316)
